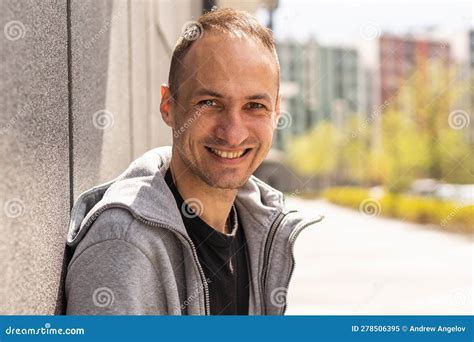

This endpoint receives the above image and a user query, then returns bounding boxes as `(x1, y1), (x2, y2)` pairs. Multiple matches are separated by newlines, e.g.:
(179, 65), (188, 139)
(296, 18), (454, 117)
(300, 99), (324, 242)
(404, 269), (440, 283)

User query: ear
(160, 84), (175, 128)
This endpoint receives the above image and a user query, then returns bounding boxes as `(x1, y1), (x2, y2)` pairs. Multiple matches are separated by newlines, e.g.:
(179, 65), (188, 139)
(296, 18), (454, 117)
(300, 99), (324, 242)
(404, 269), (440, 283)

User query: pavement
(284, 198), (474, 315)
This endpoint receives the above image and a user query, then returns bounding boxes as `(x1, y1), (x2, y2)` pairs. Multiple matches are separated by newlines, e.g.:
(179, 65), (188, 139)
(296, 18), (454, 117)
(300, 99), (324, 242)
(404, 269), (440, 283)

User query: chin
(204, 172), (251, 190)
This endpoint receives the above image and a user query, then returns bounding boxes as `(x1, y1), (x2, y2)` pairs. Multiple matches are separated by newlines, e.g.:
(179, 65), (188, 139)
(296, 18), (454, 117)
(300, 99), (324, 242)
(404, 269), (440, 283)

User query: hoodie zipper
(78, 204), (322, 316)
(79, 204), (211, 315)
(260, 210), (296, 314)
(281, 215), (324, 315)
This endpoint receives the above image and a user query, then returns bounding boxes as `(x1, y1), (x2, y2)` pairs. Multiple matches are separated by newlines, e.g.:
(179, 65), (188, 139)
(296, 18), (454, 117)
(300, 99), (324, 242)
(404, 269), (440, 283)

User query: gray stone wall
(0, 0), (200, 314)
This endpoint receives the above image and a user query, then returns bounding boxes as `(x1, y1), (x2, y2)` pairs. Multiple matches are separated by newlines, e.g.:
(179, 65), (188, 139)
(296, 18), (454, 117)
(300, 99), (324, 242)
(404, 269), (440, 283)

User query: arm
(65, 239), (168, 315)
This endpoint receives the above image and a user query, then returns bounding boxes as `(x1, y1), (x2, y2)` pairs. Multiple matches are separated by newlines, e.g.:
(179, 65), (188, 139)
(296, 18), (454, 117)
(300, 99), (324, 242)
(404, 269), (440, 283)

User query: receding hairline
(183, 30), (279, 80)
(168, 8), (280, 101)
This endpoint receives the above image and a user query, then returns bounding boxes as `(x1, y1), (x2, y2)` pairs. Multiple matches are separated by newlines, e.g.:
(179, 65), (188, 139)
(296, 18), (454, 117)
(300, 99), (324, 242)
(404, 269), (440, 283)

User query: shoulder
(69, 207), (181, 268)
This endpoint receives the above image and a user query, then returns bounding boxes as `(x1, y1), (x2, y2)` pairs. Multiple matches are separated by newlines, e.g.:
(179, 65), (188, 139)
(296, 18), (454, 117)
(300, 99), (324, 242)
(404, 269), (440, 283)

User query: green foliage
(322, 186), (369, 210)
(380, 110), (431, 193)
(339, 116), (371, 185)
(437, 128), (474, 183)
(285, 61), (472, 190)
(286, 121), (339, 176)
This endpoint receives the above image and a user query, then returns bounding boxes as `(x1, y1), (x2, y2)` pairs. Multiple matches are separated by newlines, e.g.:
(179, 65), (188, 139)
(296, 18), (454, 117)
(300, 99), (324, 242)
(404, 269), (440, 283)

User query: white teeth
(210, 148), (246, 159)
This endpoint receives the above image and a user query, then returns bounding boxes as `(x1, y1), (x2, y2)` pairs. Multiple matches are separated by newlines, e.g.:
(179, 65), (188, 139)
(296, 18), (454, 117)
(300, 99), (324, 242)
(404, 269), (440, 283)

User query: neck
(169, 150), (237, 234)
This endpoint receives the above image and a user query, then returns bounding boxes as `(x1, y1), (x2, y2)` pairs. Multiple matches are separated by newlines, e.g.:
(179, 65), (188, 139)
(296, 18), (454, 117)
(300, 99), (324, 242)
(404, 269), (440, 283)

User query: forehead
(179, 31), (279, 97)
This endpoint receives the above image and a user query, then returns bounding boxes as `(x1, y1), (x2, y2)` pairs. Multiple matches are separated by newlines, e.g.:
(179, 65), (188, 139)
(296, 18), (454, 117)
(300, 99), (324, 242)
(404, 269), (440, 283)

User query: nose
(213, 106), (249, 147)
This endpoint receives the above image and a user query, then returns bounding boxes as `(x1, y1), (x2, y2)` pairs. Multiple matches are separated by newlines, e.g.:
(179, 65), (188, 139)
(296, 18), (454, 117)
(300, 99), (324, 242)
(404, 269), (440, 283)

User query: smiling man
(65, 8), (323, 315)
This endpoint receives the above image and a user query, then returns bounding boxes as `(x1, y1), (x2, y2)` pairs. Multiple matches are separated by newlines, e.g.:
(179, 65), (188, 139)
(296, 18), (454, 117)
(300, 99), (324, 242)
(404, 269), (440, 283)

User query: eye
(246, 102), (266, 110)
(198, 99), (218, 107)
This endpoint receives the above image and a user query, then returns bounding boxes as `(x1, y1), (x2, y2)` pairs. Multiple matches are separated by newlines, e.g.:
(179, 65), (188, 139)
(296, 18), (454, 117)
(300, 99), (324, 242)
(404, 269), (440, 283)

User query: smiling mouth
(205, 146), (252, 159)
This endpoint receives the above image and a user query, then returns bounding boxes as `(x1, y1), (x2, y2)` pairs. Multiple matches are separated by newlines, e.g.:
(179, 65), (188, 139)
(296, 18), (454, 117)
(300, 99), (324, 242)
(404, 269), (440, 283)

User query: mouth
(205, 146), (252, 162)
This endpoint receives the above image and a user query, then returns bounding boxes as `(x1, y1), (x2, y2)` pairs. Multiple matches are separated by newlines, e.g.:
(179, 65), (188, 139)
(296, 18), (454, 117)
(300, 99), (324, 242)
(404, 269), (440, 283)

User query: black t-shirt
(164, 168), (250, 315)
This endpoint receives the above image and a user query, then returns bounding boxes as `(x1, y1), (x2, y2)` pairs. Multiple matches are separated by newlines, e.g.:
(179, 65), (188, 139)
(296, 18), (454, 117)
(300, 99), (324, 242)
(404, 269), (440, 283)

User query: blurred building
(318, 46), (360, 128)
(379, 33), (451, 107)
(277, 40), (309, 135)
(275, 39), (360, 150)
(470, 29), (474, 69)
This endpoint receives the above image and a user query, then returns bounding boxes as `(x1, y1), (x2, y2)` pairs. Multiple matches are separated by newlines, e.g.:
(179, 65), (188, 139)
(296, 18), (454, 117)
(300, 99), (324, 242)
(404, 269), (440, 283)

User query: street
(285, 198), (474, 315)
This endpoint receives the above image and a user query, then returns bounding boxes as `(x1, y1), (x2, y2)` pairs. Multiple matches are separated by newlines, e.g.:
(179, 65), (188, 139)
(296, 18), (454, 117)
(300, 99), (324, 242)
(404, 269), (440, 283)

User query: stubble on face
(170, 31), (280, 190)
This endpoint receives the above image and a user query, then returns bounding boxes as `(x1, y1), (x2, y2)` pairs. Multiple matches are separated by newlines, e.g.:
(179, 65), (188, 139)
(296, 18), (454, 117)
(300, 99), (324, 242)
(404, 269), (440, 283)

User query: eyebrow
(193, 88), (224, 98)
(193, 88), (272, 103)
(245, 93), (272, 103)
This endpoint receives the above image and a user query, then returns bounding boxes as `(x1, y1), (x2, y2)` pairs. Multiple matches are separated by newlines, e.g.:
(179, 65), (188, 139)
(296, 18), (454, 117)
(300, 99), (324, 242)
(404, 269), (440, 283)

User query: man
(65, 8), (323, 315)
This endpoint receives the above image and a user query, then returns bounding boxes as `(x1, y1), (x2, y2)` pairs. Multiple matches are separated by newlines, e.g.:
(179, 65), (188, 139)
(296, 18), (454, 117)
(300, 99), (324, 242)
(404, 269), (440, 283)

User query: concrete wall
(0, 0), (200, 314)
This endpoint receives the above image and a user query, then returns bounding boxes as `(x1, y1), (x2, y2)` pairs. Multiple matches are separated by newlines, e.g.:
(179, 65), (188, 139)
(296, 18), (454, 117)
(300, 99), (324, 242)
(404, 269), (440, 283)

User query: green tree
(339, 115), (371, 185)
(380, 110), (431, 193)
(286, 121), (339, 178)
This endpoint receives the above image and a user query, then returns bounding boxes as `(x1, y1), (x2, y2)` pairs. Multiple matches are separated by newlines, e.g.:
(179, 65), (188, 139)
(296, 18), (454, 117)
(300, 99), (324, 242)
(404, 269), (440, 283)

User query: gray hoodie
(65, 146), (324, 315)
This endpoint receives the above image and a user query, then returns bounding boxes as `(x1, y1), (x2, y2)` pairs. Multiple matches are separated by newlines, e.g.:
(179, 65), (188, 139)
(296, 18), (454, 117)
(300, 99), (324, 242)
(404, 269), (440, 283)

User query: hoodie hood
(66, 146), (324, 315)
(68, 146), (287, 248)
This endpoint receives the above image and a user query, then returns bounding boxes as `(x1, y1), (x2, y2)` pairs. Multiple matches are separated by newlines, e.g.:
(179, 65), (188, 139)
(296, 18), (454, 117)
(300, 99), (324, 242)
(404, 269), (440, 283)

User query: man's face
(164, 31), (280, 189)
